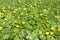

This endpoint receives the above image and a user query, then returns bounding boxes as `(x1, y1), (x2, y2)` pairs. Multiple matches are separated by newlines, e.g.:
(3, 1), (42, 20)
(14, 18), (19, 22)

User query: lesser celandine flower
(13, 9), (18, 13)
(21, 13), (23, 15)
(0, 26), (3, 30)
(39, 31), (43, 35)
(48, 8), (50, 10)
(34, 3), (37, 6)
(23, 8), (27, 10)
(2, 7), (6, 10)
(40, 14), (43, 16)
(16, 25), (19, 28)
(45, 18), (48, 20)
(31, 15), (34, 18)
(4, 18), (8, 21)
(13, 10), (17, 13)
(14, 20), (18, 23)
(18, 16), (21, 19)
(30, 5), (34, 8)
(22, 21), (25, 24)
(43, 9), (47, 12)
(45, 32), (49, 35)
(2, 7), (6, 12)
(50, 32), (54, 35)
(18, 7), (21, 9)
(55, 16), (59, 18)
(26, 13), (28, 16)
(2, 9), (6, 12)
(51, 27), (55, 31)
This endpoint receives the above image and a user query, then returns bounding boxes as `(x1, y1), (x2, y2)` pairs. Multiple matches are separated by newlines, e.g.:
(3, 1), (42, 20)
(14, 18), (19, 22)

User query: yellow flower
(16, 25), (19, 28)
(45, 18), (48, 20)
(34, 4), (37, 6)
(23, 8), (27, 10)
(26, 13), (28, 16)
(43, 9), (47, 12)
(2, 7), (6, 12)
(48, 8), (50, 10)
(4, 18), (8, 21)
(18, 7), (21, 9)
(21, 13), (23, 15)
(2, 7), (6, 10)
(39, 31), (43, 35)
(18, 16), (21, 19)
(3, 9), (6, 12)
(31, 15), (34, 18)
(30, 5), (34, 8)
(55, 16), (59, 18)
(0, 26), (3, 30)
(13, 10), (17, 13)
(50, 32), (54, 35)
(51, 27), (55, 31)
(22, 21), (25, 24)
(40, 14), (43, 16)
(58, 28), (60, 32)
(14, 20), (18, 23)
(13, 9), (18, 13)
(45, 32), (49, 35)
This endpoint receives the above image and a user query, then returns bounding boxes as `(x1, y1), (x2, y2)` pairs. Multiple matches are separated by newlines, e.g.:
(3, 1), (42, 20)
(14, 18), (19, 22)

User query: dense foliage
(0, 0), (60, 40)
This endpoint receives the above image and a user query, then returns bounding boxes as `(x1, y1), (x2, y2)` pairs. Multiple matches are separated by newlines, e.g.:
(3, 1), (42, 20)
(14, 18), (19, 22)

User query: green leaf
(2, 34), (9, 39)
(14, 36), (20, 40)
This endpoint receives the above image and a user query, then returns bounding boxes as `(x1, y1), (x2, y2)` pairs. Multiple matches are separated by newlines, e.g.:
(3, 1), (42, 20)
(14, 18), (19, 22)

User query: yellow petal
(0, 26), (3, 30)
(51, 27), (55, 30)
(50, 32), (54, 35)
(39, 31), (43, 35)
(16, 25), (19, 28)
(45, 32), (49, 35)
